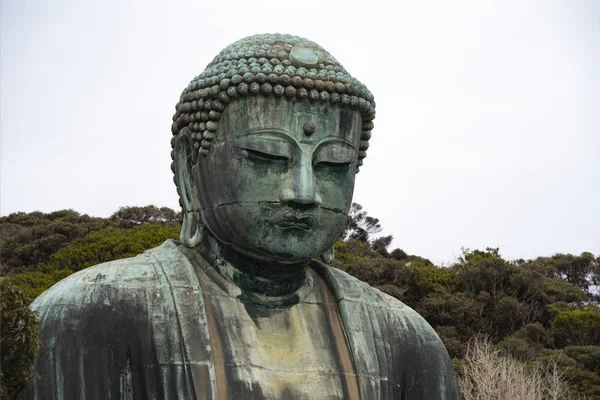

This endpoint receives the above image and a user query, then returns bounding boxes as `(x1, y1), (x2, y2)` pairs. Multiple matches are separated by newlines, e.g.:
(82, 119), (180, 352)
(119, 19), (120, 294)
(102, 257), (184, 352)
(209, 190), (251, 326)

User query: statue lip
(268, 210), (317, 231)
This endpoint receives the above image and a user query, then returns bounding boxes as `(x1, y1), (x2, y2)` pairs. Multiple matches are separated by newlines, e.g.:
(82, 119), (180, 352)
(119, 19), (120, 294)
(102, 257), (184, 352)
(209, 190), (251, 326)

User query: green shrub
(3, 223), (180, 303)
(47, 224), (180, 271)
(0, 280), (40, 398)
(551, 307), (600, 347)
(4, 268), (74, 303)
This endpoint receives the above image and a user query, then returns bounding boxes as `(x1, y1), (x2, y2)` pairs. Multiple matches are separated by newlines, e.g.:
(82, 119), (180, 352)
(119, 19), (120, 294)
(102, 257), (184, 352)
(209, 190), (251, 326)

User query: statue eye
(314, 160), (352, 168)
(236, 134), (293, 164)
(313, 142), (356, 169)
(243, 148), (290, 163)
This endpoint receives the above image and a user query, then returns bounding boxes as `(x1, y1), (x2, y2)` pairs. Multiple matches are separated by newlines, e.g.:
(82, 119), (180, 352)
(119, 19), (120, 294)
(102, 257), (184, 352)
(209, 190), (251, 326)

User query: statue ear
(321, 246), (335, 264)
(173, 128), (204, 248)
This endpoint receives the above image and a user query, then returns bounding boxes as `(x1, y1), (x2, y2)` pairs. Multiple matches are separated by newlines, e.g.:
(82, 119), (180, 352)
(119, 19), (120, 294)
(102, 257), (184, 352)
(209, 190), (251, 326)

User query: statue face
(194, 96), (362, 262)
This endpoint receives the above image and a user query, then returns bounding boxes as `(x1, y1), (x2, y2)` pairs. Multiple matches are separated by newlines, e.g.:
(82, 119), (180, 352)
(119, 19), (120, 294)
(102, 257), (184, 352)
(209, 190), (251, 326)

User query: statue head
(171, 34), (375, 264)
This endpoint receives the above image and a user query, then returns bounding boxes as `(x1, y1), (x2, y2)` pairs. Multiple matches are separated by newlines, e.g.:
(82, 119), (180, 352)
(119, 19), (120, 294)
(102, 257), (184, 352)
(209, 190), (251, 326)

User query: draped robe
(26, 240), (460, 399)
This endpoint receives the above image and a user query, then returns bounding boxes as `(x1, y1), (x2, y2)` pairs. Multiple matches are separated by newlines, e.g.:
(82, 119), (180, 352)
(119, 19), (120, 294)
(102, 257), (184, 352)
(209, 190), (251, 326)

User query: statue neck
(220, 247), (309, 297)
(199, 233), (310, 299)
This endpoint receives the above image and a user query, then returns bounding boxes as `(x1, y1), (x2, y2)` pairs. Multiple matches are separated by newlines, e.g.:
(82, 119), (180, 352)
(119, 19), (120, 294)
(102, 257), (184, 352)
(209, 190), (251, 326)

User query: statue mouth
(267, 210), (317, 231)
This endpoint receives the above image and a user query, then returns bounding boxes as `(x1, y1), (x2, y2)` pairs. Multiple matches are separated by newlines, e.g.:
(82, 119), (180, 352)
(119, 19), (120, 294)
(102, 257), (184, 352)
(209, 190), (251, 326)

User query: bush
(0, 210), (115, 270)
(0, 280), (40, 398)
(458, 337), (576, 400)
(46, 224), (180, 272)
(551, 307), (600, 347)
(563, 346), (600, 375)
(3, 223), (180, 303)
(4, 268), (74, 303)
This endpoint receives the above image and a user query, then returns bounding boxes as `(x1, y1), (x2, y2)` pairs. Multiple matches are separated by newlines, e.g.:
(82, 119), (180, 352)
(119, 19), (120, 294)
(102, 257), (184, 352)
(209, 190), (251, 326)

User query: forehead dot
(303, 121), (317, 136)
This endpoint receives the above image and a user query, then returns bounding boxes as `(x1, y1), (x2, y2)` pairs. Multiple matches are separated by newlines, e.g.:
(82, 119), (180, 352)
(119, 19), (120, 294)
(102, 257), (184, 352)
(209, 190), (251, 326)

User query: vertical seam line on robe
(173, 242), (220, 399)
(197, 269), (229, 400)
(151, 251), (196, 399)
(315, 273), (361, 400)
(313, 263), (378, 398)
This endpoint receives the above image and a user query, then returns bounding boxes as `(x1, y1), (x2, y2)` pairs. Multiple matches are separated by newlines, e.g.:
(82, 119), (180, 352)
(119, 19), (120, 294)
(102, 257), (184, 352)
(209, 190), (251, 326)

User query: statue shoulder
(313, 261), (433, 332)
(313, 262), (445, 351)
(27, 239), (215, 399)
(313, 261), (460, 398)
(32, 239), (189, 312)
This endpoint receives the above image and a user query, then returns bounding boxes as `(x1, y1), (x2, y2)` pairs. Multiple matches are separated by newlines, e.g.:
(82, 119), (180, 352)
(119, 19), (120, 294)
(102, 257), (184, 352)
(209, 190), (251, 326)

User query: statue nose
(279, 159), (323, 206)
(279, 188), (323, 205)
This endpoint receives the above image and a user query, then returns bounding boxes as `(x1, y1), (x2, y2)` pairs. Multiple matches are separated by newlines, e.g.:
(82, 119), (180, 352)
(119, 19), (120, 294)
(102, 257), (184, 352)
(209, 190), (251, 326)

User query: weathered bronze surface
(27, 34), (460, 399)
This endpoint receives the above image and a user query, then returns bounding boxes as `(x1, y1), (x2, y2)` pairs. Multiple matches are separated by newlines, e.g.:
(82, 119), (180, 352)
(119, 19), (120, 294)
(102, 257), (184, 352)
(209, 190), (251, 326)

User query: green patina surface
(27, 33), (460, 399)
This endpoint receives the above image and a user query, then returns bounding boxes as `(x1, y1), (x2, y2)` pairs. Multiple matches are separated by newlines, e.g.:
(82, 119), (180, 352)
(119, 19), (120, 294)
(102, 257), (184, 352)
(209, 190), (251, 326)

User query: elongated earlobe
(321, 246), (335, 264)
(181, 211), (203, 248)
(173, 128), (204, 248)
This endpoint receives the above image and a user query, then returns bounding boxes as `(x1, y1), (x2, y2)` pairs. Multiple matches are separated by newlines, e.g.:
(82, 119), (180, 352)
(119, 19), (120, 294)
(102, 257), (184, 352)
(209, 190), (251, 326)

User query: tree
(371, 235), (394, 257)
(343, 203), (382, 243)
(110, 205), (180, 226)
(390, 248), (408, 261)
(3, 216), (180, 302)
(341, 203), (396, 258)
(520, 252), (599, 303)
(3, 204), (599, 399)
(1, 280), (40, 398)
(45, 224), (180, 272)
(0, 210), (115, 270)
(551, 307), (600, 347)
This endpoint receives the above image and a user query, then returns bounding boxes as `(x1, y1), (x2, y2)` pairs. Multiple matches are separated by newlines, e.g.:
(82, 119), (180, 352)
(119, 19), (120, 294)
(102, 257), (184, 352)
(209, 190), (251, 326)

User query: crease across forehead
(236, 130), (358, 156)
(221, 97), (361, 145)
(240, 129), (292, 137)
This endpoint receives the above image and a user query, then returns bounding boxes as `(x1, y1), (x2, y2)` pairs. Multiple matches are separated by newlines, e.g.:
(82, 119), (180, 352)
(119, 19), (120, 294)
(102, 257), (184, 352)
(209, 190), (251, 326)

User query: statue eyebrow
(237, 129), (299, 147)
(241, 128), (292, 138)
(236, 129), (299, 151)
(313, 137), (357, 151)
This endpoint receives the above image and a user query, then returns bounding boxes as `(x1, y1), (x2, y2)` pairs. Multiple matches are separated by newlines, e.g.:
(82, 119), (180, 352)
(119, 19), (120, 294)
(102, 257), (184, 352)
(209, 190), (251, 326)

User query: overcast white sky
(1, 0), (598, 263)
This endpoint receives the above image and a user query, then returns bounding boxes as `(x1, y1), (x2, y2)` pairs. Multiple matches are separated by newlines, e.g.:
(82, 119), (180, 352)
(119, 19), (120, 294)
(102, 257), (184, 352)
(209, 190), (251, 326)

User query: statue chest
(201, 269), (360, 400)
(26, 243), (461, 399)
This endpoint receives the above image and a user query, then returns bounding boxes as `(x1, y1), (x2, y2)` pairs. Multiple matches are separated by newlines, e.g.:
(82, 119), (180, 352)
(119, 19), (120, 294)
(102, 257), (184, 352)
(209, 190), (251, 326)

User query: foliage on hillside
(0, 210), (115, 270)
(0, 205), (181, 273)
(1, 281), (40, 399)
(0, 204), (598, 398)
(333, 205), (600, 398)
(1, 206), (180, 302)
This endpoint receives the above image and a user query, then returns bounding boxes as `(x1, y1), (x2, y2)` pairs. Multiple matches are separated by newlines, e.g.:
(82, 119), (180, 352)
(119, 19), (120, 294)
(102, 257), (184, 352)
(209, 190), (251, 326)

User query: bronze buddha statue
(27, 34), (460, 399)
